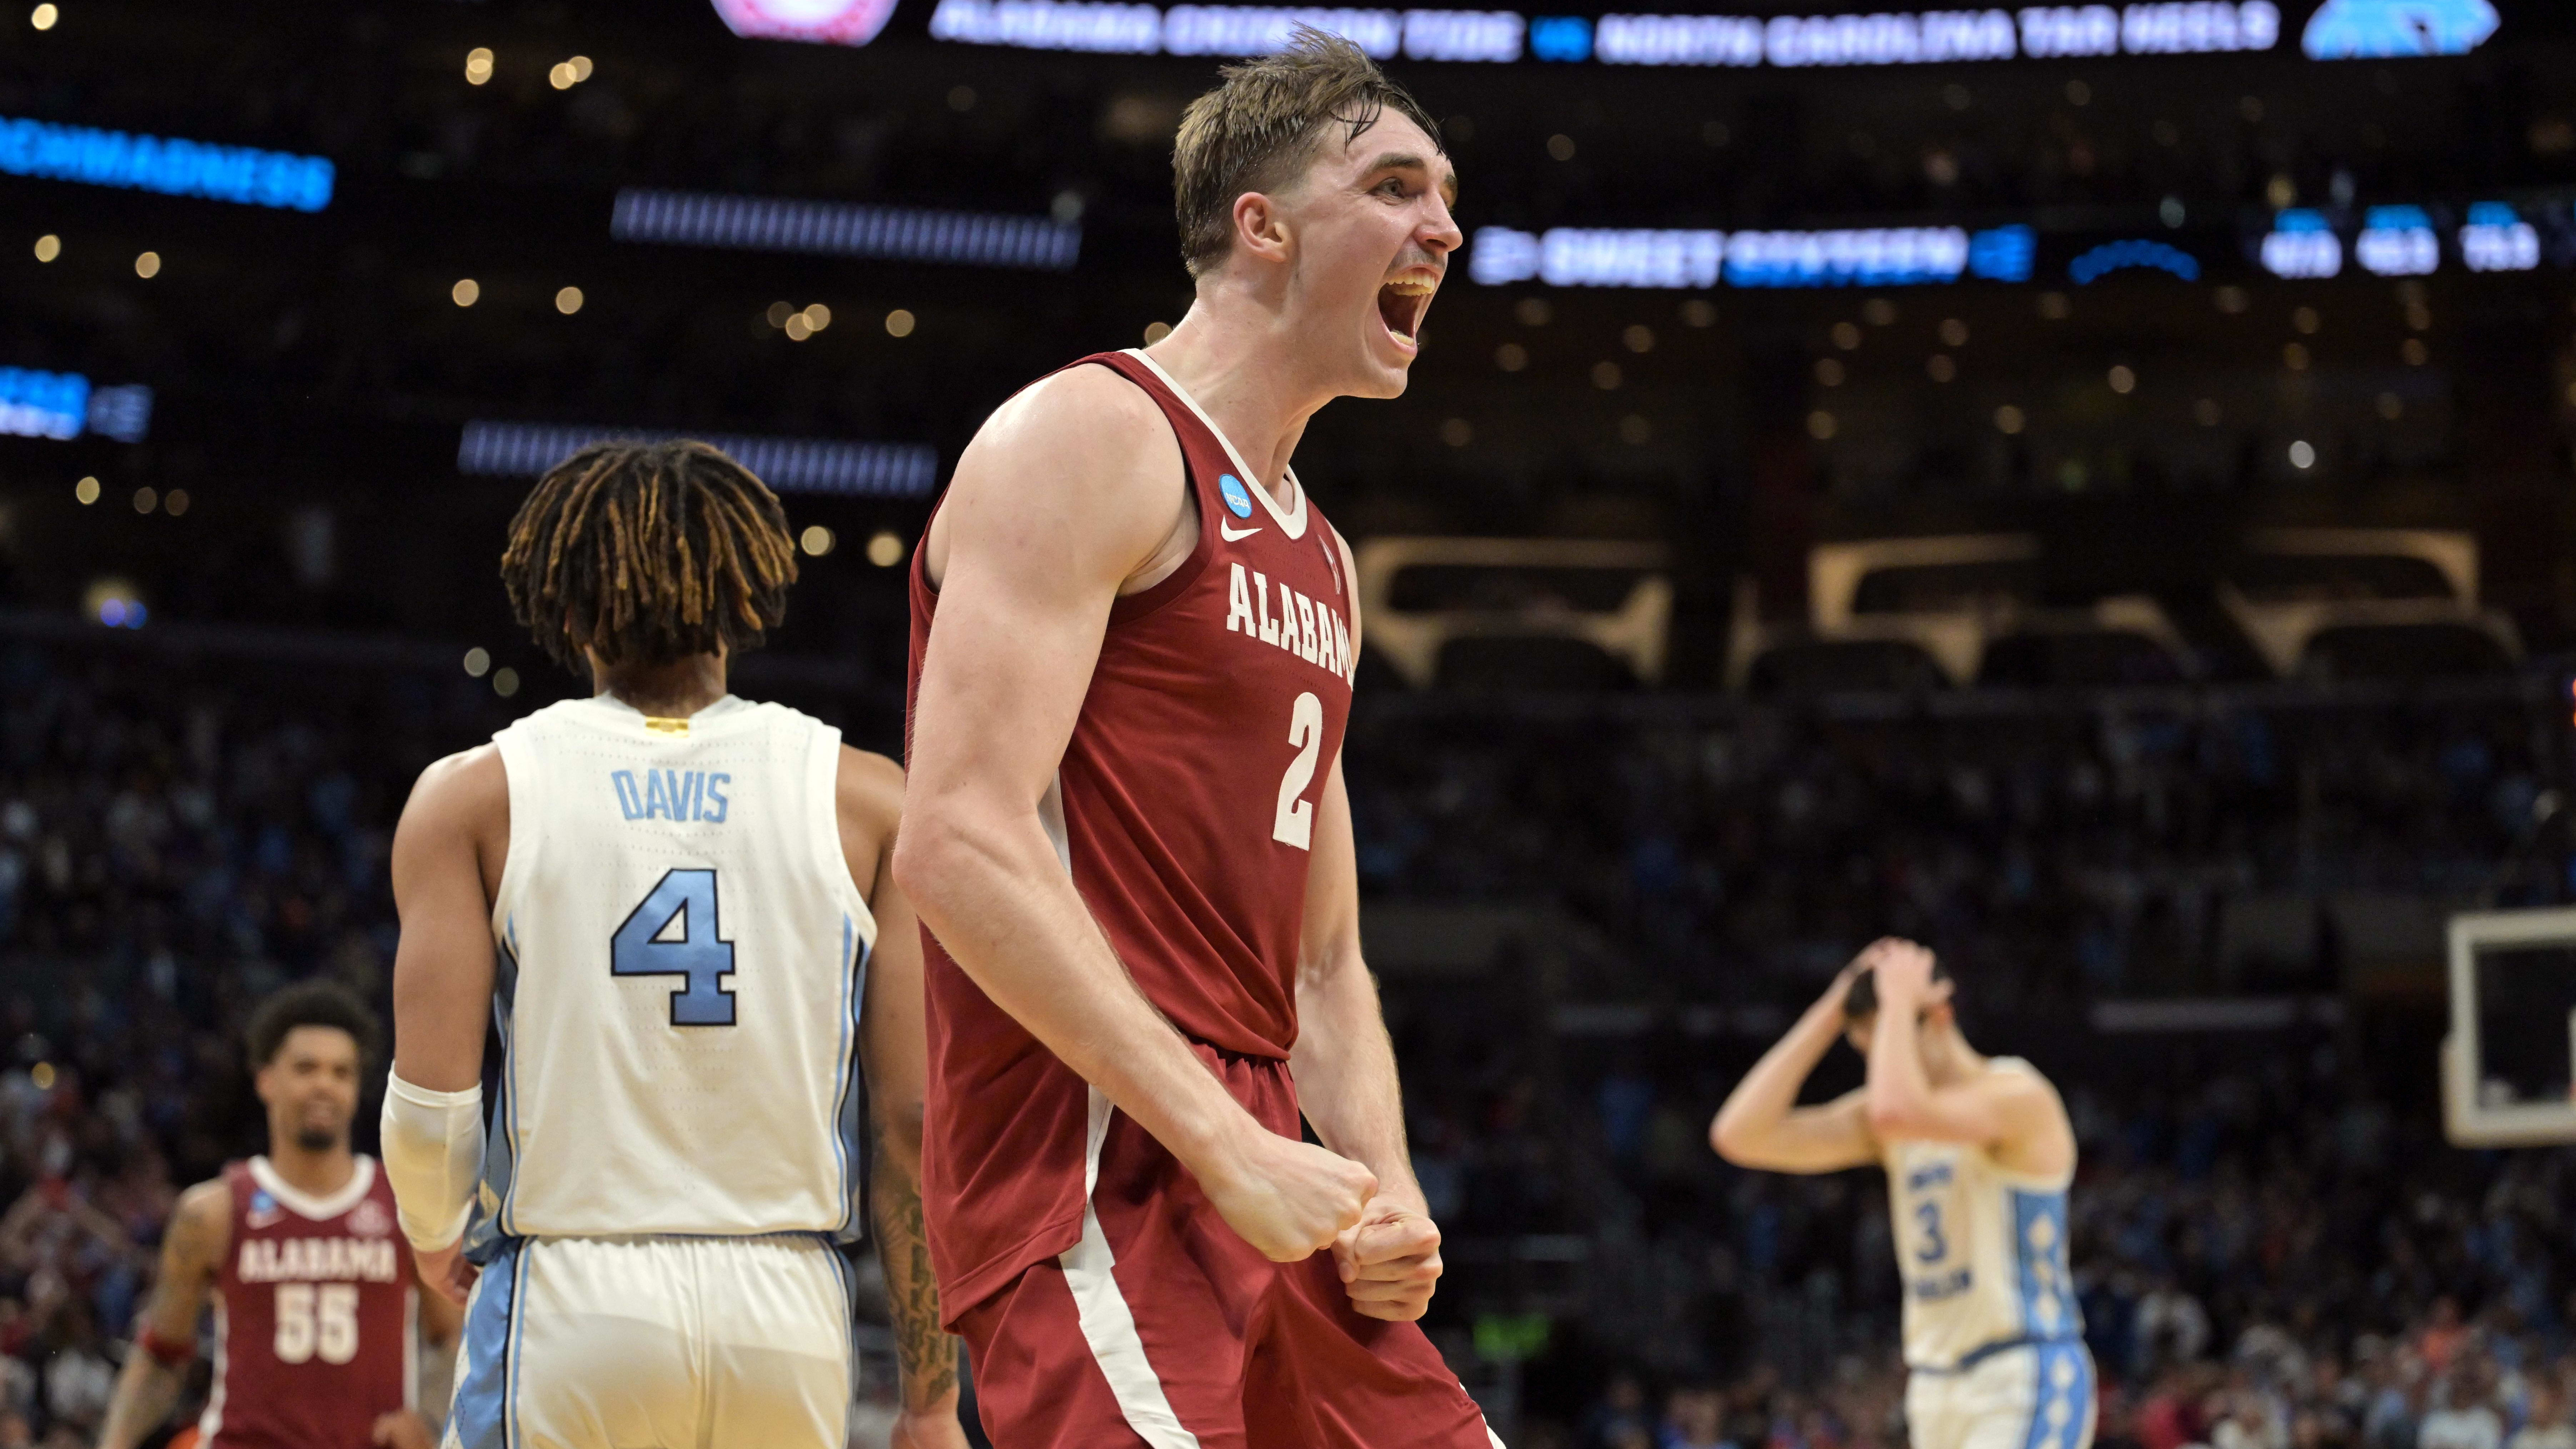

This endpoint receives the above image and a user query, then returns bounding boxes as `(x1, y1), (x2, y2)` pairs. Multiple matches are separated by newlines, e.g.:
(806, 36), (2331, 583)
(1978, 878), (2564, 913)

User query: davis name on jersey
(610, 768), (733, 823)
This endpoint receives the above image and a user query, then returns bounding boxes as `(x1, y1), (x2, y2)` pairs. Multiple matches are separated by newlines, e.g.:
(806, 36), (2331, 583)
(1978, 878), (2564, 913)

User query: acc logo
(709, 0), (901, 47)
(2302, 0), (2498, 58)
(348, 1199), (393, 1239)
(246, 1191), (283, 1230)
(1219, 474), (1256, 519)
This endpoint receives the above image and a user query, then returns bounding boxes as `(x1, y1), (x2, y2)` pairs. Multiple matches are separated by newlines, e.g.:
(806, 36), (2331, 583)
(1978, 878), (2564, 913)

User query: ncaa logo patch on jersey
(1219, 474), (1255, 519)
(247, 1190), (282, 1229)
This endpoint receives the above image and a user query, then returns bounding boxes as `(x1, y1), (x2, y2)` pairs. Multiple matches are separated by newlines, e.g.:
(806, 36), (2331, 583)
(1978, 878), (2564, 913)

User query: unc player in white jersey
(377, 441), (968, 1449)
(1712, 939), (2094, 1449)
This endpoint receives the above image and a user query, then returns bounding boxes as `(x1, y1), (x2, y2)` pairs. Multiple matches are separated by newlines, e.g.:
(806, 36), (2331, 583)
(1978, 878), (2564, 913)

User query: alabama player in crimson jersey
(96, 982), (460, 1449)
(898, 29), (1498, 1449)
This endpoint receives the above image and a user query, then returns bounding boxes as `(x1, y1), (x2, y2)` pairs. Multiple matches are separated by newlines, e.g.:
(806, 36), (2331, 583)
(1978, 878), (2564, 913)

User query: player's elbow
(1863, 1096), (1922, 1139)
(888, 810), (973, 916)
(1708, 1107), (1761, 1166)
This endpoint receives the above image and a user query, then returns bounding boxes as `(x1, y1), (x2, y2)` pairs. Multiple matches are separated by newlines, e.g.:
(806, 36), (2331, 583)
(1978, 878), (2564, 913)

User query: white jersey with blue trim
(1882, 1059), (2082, 1373)
(468, 693), (872, 1249)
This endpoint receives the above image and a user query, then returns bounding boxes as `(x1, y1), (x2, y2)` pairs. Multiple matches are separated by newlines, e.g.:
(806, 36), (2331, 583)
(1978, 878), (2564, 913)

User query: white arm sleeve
(379, 1071), (485, 1253)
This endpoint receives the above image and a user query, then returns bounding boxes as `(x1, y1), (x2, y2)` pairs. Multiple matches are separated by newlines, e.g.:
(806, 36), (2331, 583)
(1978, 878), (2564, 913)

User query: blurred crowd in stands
(1, 636), (2573, 1448)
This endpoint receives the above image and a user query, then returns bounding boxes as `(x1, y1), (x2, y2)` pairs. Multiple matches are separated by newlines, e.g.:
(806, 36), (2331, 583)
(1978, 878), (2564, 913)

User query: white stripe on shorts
(1059, 1086), (1202, 1449)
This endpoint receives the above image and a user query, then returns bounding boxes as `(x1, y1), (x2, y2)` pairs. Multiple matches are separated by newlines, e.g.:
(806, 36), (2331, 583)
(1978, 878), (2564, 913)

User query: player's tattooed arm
(869, 1139), (960, 1414)
(843, 749), (967, 1448)
(96, 1179), (229, 1449)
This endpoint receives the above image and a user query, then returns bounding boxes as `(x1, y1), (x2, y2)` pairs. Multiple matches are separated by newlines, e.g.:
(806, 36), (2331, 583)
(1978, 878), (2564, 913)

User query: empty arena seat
(1353, 537), (1672, 689)
(1726, 536), (2196, 689)
(2220, 528), (2522, 678)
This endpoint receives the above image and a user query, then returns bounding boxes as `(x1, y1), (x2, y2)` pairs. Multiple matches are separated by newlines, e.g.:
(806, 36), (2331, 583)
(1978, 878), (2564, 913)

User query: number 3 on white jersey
(1271, 692), (1323, 851)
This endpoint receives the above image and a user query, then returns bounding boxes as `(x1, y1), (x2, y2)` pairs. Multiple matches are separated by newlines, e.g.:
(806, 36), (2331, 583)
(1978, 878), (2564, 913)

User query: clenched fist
(1332, 1197), (1444, 1322)
(1201, 1130), (1376, 1263)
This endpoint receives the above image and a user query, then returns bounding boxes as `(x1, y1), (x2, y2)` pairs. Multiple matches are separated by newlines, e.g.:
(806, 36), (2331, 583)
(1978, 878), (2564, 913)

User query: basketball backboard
(2445, 907), (2576, 1146)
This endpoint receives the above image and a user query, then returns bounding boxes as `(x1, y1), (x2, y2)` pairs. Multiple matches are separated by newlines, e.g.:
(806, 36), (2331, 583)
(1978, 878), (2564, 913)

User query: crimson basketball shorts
(953, 1050), (1504, 1449)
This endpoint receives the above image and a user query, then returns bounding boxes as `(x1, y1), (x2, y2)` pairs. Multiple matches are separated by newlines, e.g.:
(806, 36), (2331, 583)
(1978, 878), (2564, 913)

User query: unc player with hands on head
(1711, 939), (2094, 1449)
(96, 982), (460, 1449)
(898, 27), (1501, 1449)
(380, 440), (966, 1449)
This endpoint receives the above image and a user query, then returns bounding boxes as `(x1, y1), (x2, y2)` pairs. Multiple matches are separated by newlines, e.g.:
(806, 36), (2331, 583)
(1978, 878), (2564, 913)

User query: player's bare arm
(1711, 956), (1880, 1174)
(94, 1178), (229, 1449)
(896, 365), (1378, 1264)
(1290, 536), (1442, 1321)
(837, 748), (969, 1449)
(1295, 753), (1446, 1321)
(385, 743), (508, 1303)
(1860, 941), (2071, 1174)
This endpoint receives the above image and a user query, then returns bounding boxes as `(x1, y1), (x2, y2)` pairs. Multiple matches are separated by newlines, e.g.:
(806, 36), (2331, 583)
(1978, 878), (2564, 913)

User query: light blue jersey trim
(503, 922), (523, 1237)
(2010, 1188), (2080, 1342)
(463, 930), (522, 1266)
(449, 1239), (522, 1449)
(829, 914), (870, 1243)
(2019, 1341), (2095, 1449)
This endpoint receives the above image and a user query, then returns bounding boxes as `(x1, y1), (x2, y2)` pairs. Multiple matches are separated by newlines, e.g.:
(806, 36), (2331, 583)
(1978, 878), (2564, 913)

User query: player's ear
(1231, 190), (1292, 265)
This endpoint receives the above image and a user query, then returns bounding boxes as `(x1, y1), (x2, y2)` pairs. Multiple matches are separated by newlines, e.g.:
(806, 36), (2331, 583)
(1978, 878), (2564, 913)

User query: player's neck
(265, 1136), (358, 1200)
(589, 653), (729, 719)
(1143, 298), (1323, 504)
(1923, 1031), (1985, 1087)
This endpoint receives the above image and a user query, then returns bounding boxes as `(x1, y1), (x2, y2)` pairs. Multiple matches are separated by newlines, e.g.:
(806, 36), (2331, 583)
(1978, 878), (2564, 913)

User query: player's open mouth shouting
(1377, 264), (1440, 357)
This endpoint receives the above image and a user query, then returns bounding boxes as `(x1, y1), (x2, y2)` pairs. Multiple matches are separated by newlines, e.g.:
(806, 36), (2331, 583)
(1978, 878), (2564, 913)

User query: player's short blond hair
(1171, 27), (1443, 277)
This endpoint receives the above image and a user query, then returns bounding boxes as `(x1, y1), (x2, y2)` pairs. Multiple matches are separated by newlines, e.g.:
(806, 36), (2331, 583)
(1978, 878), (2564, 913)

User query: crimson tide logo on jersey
(348, 1199), (393, 1239)
(711, 0), (902, 45)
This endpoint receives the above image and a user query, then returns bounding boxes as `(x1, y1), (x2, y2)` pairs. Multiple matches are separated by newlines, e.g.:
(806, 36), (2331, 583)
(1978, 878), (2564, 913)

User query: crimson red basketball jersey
(906, 348), (1357, 1317)
(200, 1157), (419, 1449)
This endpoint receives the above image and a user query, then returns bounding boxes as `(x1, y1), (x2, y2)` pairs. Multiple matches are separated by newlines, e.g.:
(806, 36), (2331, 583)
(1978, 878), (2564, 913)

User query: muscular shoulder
(167, 1177), (234, 1266)
(972, 362), (1167, 462)
(403, 743), (508, 827)
(941, 364), (1182, 582)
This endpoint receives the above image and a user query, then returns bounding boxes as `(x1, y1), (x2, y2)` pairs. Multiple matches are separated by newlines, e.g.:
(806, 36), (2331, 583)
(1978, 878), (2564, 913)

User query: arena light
(457, 422), (937, 498)
(2068, 239), (2201, 284)
(2259, 209), (2342, 280)
(2355, 205), (2438, 277)
(0, 367), (151, 442)
(611, 189), (1081, 271)
(2458, 203), (2539, 273)
(1468, 224), (2031, 289)
(712, 0), (905, 46)
(2301, 0), (2496, 59)
(0, 115), (332, 211)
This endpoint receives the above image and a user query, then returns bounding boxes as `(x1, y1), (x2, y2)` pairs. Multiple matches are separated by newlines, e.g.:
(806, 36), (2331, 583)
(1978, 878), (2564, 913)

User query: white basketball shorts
(1905, 1340), (2096, 1449)
(445, 1233), (851, 1449)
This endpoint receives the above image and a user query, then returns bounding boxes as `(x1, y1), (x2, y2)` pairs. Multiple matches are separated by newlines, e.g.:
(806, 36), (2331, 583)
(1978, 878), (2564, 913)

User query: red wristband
(136, 1323), (194, 1366)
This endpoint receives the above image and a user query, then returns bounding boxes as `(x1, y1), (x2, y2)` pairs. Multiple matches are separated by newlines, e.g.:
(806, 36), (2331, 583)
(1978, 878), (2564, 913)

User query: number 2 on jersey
(611, 868), (737, 1025)
(1272, 692), (1324, 851)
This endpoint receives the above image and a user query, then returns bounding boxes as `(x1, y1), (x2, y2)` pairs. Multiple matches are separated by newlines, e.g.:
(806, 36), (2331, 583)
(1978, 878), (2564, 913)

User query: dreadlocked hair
(500, 439), (799, 672)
